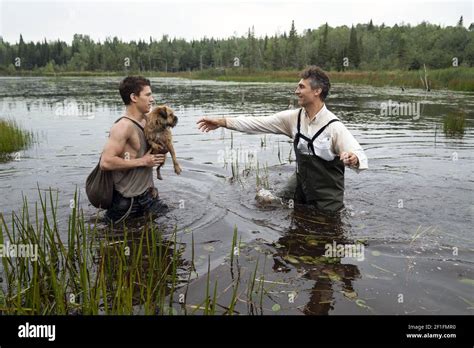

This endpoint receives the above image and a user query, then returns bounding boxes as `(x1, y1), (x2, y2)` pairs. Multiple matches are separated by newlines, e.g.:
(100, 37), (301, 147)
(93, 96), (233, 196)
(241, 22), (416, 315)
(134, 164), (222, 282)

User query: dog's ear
(158, 108), (168, 119)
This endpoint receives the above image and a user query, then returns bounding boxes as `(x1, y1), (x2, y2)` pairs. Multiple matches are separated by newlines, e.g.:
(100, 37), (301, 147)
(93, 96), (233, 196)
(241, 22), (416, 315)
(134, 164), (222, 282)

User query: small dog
(145, 105), (182, 180)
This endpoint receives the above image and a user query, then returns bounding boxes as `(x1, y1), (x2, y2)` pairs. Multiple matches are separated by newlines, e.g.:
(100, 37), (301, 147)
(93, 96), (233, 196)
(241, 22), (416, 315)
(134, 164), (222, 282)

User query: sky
(0, 0), (472, 44)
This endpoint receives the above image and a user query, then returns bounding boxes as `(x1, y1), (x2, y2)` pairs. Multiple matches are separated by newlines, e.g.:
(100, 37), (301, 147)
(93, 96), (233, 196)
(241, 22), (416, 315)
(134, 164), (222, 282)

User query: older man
(197, 66), (368, 213)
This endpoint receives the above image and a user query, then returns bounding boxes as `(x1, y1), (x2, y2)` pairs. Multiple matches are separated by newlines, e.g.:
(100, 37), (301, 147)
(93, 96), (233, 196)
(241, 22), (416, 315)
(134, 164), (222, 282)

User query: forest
(0, 18), (472, 74)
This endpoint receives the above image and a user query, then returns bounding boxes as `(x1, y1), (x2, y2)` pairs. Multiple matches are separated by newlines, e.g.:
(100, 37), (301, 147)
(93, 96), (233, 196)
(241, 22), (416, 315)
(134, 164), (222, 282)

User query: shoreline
(0, 67), (473, 92)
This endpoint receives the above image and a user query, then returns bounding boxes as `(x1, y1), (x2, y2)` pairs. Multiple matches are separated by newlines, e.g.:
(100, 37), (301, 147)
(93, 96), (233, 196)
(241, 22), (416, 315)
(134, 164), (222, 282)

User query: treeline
(0, 18), (473, 74)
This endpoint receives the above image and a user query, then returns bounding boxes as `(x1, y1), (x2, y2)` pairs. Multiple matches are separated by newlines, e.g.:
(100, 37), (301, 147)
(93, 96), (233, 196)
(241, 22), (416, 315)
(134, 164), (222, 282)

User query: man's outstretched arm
(197, 110), (294, 138)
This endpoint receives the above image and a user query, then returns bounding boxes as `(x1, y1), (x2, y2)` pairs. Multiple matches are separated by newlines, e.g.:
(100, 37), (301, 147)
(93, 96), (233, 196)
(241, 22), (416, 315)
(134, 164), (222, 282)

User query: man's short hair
(119, 76), (151, 105)
(300, 66), (331, 101)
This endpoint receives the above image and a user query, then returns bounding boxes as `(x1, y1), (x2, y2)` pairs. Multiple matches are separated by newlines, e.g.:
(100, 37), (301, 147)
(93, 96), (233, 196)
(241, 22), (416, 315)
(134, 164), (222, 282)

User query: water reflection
(273, 206), (362, 315)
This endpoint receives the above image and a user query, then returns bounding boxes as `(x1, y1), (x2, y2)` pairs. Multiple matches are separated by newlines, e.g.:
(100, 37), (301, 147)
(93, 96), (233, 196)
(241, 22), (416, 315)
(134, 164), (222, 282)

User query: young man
(100, 76), (168, 224)
(197, 66), (368, 213)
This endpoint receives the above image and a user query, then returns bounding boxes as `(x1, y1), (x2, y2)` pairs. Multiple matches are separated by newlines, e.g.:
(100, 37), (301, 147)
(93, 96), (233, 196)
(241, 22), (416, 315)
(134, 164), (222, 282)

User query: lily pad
(355, 299), (372, 311)
(283, 255), (300, 264)
(272, 304), (281, 312)
(322, 269), (342, 282)
(299, 256), (320, 264)
(342, 290), (358, 300)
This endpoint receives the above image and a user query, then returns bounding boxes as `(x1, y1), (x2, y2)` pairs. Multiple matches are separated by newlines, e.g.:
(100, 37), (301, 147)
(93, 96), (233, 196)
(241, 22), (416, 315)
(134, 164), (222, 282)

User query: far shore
(1, 67), (473, 92)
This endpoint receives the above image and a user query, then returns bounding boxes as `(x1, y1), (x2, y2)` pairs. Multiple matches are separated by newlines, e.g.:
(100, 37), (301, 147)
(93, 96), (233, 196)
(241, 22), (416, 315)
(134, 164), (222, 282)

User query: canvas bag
(85, 116), (145, 209)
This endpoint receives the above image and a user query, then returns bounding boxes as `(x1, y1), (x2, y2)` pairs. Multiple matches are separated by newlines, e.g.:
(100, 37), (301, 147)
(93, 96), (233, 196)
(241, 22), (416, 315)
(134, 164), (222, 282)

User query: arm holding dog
(100, 121), (165, 171)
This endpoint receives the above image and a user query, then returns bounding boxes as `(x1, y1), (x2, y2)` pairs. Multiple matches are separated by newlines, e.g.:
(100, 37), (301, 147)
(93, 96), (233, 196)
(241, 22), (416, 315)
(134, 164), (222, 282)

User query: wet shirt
(226, 104), (368, 172)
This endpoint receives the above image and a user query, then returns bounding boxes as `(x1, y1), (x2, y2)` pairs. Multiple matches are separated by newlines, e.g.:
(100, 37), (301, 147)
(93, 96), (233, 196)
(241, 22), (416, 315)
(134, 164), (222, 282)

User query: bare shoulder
(110, 118), (134, 140)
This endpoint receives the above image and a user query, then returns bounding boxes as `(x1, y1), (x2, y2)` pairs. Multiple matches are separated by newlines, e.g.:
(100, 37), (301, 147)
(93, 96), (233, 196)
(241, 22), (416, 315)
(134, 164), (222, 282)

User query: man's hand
(340, 152), (359, 167)
(197, 117), (226, 132)
(141, 149), (166, 167)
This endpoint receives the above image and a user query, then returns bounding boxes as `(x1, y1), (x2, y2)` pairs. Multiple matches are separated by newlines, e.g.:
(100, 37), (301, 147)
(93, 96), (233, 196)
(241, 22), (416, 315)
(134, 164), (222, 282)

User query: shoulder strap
(295, 108), (312, 143)
(115, 116), (145, 133)
(310, 119), (340, 143)
(296, 108), (302, 133)
(306, 119), (340, 157)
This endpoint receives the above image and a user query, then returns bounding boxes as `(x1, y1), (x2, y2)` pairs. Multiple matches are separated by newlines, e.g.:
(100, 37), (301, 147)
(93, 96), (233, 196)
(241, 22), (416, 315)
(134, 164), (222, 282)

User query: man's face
(295, 78), (321, 106)
(131, 85), (154, 114)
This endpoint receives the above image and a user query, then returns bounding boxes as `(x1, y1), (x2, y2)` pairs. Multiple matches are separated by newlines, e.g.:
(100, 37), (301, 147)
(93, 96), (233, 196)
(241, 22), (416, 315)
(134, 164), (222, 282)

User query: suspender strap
(294, 108), (340, 157)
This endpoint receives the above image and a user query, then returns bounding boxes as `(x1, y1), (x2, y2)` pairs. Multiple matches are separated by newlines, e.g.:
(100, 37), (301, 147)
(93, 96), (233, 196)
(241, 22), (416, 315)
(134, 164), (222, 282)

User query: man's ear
(313, 88), (322, 98)
(130, 93), (137, 103)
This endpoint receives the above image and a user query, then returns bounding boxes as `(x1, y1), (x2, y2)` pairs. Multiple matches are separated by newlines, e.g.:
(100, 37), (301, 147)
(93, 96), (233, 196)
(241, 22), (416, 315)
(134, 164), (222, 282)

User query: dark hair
(119, 76), (151, 105)
(300, 66), (331, 101)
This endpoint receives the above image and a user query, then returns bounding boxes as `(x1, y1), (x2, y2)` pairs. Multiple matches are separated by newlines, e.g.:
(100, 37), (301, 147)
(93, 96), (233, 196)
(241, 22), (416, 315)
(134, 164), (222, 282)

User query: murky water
(0, 76), (473, 314)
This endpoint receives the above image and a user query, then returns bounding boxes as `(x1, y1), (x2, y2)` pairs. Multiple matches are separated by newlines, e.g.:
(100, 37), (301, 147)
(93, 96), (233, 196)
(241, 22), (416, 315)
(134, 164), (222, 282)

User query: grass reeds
(0, 119), (34, 162)
(162, 67), (474, 91)
(5, 67), (473, 91)
(256, 161), (270, 189)
(0, 189), (264, 315)
(443, 110), (466, 137)
(0, 187), (184, 315)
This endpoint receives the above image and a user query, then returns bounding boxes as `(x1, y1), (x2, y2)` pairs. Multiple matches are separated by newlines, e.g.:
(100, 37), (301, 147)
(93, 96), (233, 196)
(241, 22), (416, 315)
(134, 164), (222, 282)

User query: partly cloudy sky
(0, 0), (472, 43)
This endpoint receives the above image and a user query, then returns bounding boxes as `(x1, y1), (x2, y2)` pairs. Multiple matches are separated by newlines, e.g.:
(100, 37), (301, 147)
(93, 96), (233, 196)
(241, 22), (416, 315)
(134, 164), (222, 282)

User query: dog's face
(148, 105), (178, 129)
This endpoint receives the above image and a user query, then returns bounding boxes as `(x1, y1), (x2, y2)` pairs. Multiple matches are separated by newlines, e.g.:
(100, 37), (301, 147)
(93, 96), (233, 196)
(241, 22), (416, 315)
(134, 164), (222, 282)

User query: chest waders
(293, 108), (345, 213)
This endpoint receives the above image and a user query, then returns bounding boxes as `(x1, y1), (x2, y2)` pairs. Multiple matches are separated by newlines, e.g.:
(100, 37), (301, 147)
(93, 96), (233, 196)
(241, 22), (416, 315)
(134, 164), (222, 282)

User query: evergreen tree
(348, 26), (360, 68)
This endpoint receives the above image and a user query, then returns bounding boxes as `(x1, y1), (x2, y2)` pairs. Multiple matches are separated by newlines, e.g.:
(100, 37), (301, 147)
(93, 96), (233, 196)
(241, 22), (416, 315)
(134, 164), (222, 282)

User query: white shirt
(226, 104), (368, 172)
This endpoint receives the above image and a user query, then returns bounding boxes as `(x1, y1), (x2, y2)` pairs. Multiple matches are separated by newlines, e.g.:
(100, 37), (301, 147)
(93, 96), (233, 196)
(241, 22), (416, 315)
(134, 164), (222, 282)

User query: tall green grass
(3, 67), (472, 91)
(0, 188), (263, 315)
(443, 110), (466, 137)
(0, 187), (183, 315)
(0, 119), (34, 162)
(167, 67), (474, 92)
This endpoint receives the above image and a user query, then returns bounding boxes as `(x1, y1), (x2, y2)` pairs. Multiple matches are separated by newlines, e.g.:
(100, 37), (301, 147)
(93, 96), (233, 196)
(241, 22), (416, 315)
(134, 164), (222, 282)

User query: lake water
(0, 76), (473, 314)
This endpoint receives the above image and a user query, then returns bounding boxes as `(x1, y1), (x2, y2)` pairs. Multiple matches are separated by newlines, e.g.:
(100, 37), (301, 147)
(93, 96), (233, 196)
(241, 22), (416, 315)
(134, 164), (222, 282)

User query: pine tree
(18, 34), (25, 59)
(288, 20), (299, 68)
(348, 26), (360, 68)
(368, 19), (374, 31)
(317, 23), (329, 68)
